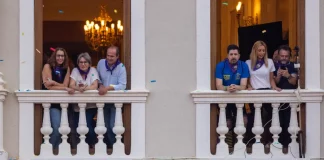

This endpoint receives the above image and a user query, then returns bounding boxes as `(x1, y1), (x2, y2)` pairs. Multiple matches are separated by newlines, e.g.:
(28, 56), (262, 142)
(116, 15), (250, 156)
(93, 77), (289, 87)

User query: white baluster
(251, 103), (267, 158)
(232, 103), (246, 158)
(40, 103), (53, 156)
(95, 103), (107, 156)
(288, 103), (300, 158)
(112, 103), (125, 156)
(77, 103), (89, 156)
(270, 103), (285, 157)
(58, 103), (71, 156)
(215, 103), (229, 157)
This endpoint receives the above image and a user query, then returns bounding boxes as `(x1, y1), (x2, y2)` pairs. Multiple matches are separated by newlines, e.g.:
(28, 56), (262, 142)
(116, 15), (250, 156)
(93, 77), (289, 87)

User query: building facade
(0, 0), (324, 159)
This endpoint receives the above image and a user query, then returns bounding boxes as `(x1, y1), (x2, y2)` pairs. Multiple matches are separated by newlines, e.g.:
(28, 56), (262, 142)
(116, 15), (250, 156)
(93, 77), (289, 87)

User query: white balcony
(15, 90), (149, 160)
(192, 89), (324, 159)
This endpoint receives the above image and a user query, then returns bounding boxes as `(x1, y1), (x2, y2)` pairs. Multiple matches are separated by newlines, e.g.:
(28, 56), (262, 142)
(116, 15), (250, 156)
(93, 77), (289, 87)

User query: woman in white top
(245, 40), (281, 148)
(69, 52), (99, 148)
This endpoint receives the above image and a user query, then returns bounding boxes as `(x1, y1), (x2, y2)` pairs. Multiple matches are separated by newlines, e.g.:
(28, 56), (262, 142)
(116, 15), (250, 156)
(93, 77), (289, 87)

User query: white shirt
(70, 67), (99, 87)
(246, 59), (275, 89)
(70, 67), (99, 111)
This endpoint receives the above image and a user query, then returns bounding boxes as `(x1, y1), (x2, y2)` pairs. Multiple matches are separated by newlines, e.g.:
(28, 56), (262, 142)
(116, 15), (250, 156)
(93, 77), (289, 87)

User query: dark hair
(227, 44), (240, 54)
(47, 47), (69, 69)
(277, 45), (292, 56)
(107, 46), (120, 56)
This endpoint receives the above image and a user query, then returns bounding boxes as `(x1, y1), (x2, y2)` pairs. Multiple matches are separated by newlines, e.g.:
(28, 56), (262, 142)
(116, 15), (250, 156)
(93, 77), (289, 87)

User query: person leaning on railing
(273, 45), (297, 153)
(245, 40), (281, 150)
(42, 47), (73, 152)
(215, 44), (250, 148)
(68, 52), (99, 149)
(97, 46), (127, 149)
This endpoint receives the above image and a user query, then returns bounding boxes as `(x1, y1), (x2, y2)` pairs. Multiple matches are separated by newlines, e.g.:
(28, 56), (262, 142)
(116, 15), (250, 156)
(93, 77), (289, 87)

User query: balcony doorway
(34, 0), (132, 155)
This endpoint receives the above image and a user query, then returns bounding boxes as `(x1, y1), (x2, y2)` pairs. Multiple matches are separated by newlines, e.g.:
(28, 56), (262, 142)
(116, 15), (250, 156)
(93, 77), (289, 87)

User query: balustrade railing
(15, 90), (149, 160)
(191, 89), (324, 159)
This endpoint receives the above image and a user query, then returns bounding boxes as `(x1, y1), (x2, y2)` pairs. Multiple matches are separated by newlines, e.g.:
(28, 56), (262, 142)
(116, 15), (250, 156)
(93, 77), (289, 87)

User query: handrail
(15, 90), (149, 103)
(191, 89), (324, 103)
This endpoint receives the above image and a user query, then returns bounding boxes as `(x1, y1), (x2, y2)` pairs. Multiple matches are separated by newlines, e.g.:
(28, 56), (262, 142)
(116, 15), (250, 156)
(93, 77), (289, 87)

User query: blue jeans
(73, 108), (98, 146)
(49, 106), (62, 149)
(104, 104), (116, 148)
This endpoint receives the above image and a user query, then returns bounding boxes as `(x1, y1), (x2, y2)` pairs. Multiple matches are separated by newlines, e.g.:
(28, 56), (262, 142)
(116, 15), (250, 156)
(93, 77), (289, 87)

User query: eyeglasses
(79, 61), (89, 64)
(56, 54), (65, 58)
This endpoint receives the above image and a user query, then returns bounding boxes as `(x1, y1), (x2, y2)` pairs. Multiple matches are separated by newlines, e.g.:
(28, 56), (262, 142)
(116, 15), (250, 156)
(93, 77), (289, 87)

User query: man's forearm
(238, 85), (246, 90)
(216, 85), (227, 91)
(288, 76), (297, 85)
(275, 76), (281, 84)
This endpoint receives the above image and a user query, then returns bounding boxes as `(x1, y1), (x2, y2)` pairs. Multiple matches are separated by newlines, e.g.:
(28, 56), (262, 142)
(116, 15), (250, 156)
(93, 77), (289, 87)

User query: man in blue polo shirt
(97, 46), (127, 148)
(274, 45), (297, 153)
(215, 44), (249, 145)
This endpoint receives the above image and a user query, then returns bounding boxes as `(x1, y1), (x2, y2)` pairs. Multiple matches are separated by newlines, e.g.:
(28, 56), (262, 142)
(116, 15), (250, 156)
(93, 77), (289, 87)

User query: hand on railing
(272, 87), (282, 92)
(98, 85), (108, 95)
(65, 87), (75, 94)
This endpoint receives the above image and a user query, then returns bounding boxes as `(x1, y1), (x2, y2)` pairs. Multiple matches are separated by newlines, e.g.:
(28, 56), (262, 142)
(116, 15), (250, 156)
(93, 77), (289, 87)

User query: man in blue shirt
(274, 45), (297, 152)
(215, 45), (249, 93)
(97, 46), (127, 148)
(215, 44), (250, 147)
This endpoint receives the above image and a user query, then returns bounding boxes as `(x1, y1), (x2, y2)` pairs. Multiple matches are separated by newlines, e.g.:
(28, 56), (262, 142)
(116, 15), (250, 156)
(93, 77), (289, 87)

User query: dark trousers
(226, 103), (237, 128)
(103, 104), (116, 148)
(244, 88), (273, 146)
(278, 103), (291, 147)
(71, 107), (98, 147)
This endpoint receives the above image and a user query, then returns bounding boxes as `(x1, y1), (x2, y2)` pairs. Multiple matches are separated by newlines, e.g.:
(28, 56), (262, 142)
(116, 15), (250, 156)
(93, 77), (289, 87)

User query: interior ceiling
(43, 0), (123, 22)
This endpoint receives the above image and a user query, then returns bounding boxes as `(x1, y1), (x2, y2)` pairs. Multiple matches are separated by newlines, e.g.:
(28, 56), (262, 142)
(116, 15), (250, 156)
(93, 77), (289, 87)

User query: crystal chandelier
(84, 5), (123, 51)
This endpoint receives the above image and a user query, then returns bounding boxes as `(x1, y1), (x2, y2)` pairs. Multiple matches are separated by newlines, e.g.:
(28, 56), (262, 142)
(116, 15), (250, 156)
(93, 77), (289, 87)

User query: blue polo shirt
(96, 59), (127, 90)
(215, 60), (250, 86)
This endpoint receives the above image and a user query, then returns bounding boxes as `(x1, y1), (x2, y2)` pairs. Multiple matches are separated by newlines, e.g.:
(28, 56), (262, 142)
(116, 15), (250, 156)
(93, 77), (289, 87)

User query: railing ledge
(15, 90), (150, 103)
(190, 89), (324, 103)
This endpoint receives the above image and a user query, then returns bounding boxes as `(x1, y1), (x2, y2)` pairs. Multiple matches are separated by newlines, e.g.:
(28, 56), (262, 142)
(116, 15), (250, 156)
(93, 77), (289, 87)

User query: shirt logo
(236, 73), (241, 80)
(223, 75), (230, 80)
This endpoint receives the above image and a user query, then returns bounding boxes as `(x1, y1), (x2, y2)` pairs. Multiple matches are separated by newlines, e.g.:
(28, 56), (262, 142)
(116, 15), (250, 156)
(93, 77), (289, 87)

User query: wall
(320, 0), (324, 157)
(145, 0), (196, 157)
(0, 0), (20, 158)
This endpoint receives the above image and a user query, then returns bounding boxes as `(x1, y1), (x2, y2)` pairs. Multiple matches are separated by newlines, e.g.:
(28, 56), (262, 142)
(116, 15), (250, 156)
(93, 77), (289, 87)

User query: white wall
(320, 0), (324, 157)
(0, 0), (20, 158)
(145, 0), (197, 157)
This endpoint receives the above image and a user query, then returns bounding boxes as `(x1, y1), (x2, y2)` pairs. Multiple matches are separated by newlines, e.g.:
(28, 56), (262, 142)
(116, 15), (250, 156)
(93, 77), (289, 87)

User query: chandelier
(84, 5), (123, 51)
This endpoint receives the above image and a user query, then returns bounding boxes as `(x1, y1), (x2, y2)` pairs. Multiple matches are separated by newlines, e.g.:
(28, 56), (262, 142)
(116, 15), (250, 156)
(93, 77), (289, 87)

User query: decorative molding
(15, 90), (149, 103)
(191, 89), (324, 103)
(0, 91), (8, 102)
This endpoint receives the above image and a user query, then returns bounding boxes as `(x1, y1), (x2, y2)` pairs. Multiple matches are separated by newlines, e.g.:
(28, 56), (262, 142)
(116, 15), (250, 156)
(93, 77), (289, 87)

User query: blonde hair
(249, 40), (269, 70)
